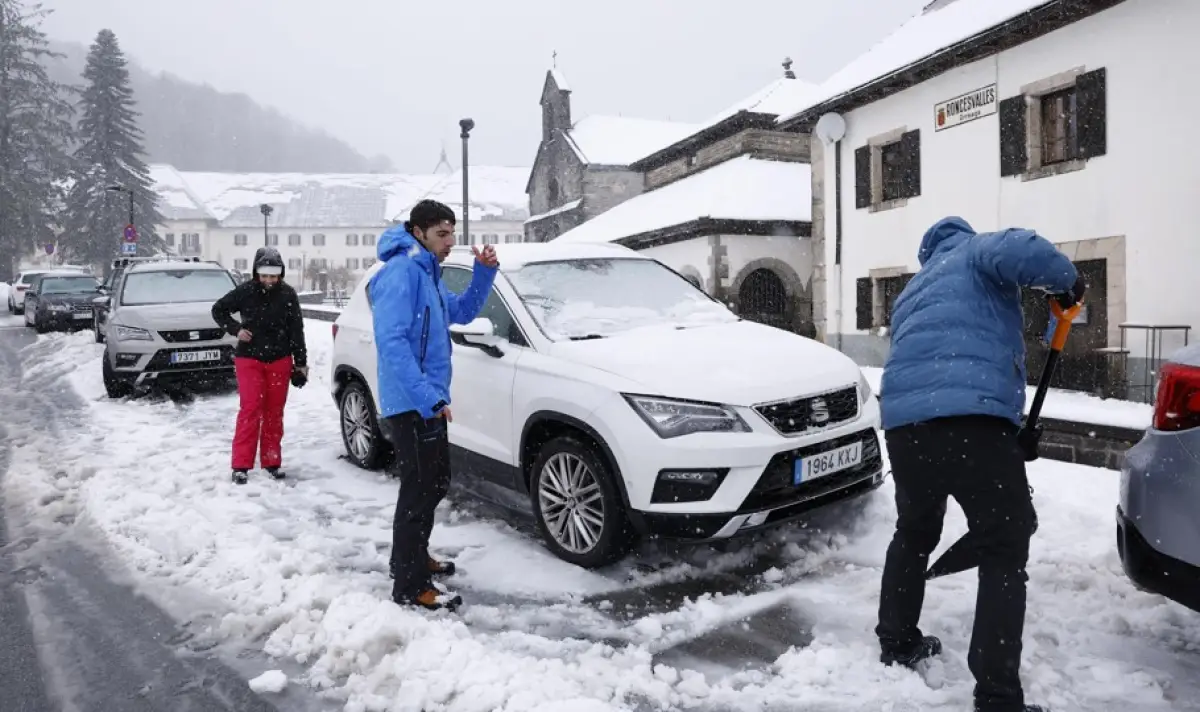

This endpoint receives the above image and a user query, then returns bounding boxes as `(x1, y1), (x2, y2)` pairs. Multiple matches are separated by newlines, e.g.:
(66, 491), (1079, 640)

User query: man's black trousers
(878, 415), (1038, 711)
(383, 411), (451, 601)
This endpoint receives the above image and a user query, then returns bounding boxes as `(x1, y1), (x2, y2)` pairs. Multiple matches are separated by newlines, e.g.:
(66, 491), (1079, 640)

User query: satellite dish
(814, 112), (846, 143)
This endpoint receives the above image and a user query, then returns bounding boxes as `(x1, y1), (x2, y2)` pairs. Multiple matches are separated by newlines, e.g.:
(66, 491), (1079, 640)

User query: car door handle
(359, 333), (373, 343)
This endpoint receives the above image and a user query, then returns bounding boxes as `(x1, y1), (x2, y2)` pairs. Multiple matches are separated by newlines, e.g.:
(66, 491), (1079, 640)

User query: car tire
(102, 352), (134, 399)
(6, 297), (14, 315)
(34, 314), (48, 334)
(338, 379), (391, 470)
(529, 435), (635, 569)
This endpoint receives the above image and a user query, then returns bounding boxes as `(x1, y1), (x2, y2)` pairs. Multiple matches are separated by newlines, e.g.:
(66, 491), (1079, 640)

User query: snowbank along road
(1, 308), (1198, 711)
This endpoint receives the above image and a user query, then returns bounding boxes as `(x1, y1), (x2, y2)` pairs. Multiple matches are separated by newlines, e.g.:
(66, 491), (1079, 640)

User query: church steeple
(540, 54), (572, 143)
(433, 143), (453, 174)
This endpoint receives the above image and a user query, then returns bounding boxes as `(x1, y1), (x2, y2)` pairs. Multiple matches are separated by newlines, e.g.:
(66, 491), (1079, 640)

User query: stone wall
(645, 130), (811, 190)
(1039, 417), (1142, 470)
(582, 168), (644, 220)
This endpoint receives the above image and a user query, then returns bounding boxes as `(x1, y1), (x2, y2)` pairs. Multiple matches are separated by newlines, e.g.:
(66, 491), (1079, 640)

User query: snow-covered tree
(61, 28), (163, 267)
(0, 1), (75, 280)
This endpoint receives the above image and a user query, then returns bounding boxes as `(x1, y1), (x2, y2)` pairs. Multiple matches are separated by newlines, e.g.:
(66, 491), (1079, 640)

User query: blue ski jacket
(880, 217), (1078, 430)
(368, 226), (497, 419)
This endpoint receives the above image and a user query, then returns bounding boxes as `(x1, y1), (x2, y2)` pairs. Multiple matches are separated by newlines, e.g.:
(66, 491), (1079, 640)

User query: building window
(854, 129), (921, 211)
(312, 233), (326, 246)
(346, 257), (359, 269)
(346, 233), (359, 246)
(363, 257), (376, 269)
(1000, 67), (1106, 179)
(234, 233), (248, 246)
(505, 233), (522, 243)
(288, 258), (302, 270)
(311, 258), (327, 269)
(856, 273), (915, 330)
(362, 233), (376, 246)
(288, 233), (301, 246)
(164, 233), (175, 246)
(484, 233), (499, 244)
(234, 258), (248, 270)
(182, 234), (201, 255)
(266, 233), (279, 246)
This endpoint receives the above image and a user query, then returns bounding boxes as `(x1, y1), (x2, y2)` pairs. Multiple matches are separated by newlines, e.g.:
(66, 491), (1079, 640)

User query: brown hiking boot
(404, 588), (462, 612)
(428, 557), (456, 576)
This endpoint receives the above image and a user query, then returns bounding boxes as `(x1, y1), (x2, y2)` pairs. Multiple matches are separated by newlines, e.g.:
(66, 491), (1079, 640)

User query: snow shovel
(924, 297), (1083, 581)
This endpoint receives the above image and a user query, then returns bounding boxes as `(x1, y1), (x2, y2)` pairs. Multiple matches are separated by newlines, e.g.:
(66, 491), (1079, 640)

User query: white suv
(329, 242), (883, 568)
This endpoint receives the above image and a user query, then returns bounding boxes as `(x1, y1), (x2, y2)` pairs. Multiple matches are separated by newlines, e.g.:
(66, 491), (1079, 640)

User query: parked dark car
(1119, 344), (1200, 613)
(23, 272), (103, 333)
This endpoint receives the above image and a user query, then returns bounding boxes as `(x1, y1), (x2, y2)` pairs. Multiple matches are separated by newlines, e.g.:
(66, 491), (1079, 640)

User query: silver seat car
(1118, 344), (1200, 613)
(99, 258), (239, 398)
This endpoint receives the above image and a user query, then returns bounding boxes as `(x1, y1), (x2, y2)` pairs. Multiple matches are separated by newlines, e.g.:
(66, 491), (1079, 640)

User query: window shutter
(856, 277), (873, 330)
(999, 95), (1027, 177)
(854, 146), (871, 209)
(1076, 67), (1107, 159)
(898, 130), (921, 199)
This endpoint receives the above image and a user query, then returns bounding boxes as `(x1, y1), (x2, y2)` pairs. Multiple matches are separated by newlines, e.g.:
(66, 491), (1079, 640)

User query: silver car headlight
(858, 371), (874, 406)
(623, 394), (751, 438)
(114, 324), (153, 341)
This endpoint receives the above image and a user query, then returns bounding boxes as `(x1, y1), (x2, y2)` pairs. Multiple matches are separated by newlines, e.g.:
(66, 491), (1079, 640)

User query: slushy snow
(1, 321), (1196, 711)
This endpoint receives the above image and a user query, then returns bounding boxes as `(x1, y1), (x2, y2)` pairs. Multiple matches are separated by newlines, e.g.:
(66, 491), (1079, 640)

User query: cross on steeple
(552, 50), (558, 68)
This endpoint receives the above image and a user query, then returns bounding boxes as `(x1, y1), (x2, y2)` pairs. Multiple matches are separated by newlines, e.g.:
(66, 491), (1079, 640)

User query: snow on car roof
(127, 260), (228, 273)
(443, 241), (645, 271)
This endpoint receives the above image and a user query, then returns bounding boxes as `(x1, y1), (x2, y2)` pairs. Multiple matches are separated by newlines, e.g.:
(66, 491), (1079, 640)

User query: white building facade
(786, 0), (1192, 400)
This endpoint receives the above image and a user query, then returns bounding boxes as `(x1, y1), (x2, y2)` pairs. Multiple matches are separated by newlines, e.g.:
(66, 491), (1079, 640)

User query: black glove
(1016, 422), (1042, 462)
(1054, 276), (1087, 310)
(290, 368), (307, 388)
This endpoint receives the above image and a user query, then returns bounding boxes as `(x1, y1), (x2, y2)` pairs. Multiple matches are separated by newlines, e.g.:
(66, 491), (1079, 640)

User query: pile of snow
(248, 670), (289, 694)
(861, 367), (1152, 430)
(4, 324), (1196, 711)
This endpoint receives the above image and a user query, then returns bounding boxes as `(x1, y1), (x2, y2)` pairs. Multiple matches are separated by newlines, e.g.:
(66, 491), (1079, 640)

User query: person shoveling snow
(875, 217), (1085, 712)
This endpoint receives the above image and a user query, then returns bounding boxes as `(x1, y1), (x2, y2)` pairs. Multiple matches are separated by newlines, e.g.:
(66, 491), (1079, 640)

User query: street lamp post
(260, 204), (273, 246)
(459, 118), (474, 245)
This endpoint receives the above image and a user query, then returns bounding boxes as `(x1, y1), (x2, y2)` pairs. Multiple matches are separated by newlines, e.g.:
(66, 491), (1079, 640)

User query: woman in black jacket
(212, 247), (308, 484)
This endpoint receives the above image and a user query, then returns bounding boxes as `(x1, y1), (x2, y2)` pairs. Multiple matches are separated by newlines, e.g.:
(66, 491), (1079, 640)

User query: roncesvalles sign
(934, 84), (998, 131)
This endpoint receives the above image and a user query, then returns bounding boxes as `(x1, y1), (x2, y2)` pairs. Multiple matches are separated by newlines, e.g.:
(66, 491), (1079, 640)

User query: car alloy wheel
(338, 380), (390, 470)
(538, 452), (607, 555)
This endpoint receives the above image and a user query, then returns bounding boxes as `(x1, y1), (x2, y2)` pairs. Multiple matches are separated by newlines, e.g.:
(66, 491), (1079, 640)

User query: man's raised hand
(471, 244), (499, 268)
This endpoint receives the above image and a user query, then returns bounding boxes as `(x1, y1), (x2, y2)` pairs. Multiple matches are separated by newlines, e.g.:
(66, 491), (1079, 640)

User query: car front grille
(739, 428), (881, 512)
(754, 385), (858, 435)
(146, 344), (236, 371)
(159, 328), (226, 343)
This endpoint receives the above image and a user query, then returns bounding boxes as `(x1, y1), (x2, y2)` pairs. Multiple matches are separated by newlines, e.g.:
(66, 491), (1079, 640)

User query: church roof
(564, 115), (703, 167)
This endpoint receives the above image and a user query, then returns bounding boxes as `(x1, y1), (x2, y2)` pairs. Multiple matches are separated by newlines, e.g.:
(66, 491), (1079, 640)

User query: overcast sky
(40, 0), (927, 173)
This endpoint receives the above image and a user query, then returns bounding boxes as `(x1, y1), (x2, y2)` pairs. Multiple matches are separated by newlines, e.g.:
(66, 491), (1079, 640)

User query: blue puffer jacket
(368, 226), (497, 419)
(880, 217), (1078, 430)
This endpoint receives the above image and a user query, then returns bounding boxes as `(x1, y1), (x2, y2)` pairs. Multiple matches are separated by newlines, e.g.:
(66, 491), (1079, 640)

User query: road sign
(120, 242), (137, 256)
(44, 244), (54, 255)
(123, 224), (137, 242)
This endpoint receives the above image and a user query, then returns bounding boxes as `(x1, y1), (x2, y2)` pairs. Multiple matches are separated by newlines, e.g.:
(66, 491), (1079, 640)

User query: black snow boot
(266, 467), (286, 480)
(880, 635), (942, 669)
(232, 469), (249, 485)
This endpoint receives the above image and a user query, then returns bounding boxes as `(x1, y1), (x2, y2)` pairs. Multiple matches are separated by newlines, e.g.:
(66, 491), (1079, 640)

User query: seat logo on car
(810, 398), (831, 425)
(189, 331), (200, 340)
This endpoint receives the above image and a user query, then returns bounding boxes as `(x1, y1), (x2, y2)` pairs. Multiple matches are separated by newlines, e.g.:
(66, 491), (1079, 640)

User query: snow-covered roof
(554, 156), (811, 244)
(775, 0), (1055, 124)
(704, 76), (823, 128)
(148, 165), (531, 228)
(525, 198), (582, 225)
(564, 115), (703, 167)
(148, 165), (213, 221)
(549, 68), (570, 92)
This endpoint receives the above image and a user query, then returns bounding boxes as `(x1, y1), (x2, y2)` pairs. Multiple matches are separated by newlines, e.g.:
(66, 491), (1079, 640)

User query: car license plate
(72, 310), (91, 319)
(170, 349), (221, 364)
(794, 441), (862, 485)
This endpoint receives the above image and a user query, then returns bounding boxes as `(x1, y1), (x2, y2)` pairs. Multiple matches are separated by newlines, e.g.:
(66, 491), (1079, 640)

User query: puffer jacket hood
(917, 216), (975, 266)
(253, 246), (285, 280)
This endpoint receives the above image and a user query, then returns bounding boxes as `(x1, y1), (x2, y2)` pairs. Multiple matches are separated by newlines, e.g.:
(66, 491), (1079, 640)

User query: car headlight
(858, 371), (873, 406)
(623, 394), (751, 438)
(114, 324), (152, 341)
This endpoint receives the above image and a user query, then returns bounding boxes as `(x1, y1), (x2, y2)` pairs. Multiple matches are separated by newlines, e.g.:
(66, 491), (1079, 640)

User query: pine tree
(61, 29), (164, 268)
(0, 1), (76, 281)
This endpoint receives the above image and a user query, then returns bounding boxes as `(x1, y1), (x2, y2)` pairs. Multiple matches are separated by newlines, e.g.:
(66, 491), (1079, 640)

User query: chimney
(782, 56), (795, 79)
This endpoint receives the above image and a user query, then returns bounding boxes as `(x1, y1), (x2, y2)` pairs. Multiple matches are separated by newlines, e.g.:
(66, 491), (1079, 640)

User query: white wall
(637, 237), (711, 291)
(723, 235), (812, 293)
(824, 0), (1200, 359)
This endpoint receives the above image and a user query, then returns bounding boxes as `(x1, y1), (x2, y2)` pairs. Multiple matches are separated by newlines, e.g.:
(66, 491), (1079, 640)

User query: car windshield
(40, 276), (100, 294)
(506, 258), (736, 340)
(20, 272), (44, 284)
(120, 269), (235, 306)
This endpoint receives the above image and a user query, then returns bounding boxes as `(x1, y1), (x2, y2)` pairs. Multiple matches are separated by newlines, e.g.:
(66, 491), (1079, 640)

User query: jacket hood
(377, 224), (435, 270)
(253, 246), (285, 280)
(917, 216), (975, 266)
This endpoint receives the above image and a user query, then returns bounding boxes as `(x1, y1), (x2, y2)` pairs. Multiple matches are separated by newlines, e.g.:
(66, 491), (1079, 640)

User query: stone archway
(676, 265), (705, 293)
(730, 257), (813, 336)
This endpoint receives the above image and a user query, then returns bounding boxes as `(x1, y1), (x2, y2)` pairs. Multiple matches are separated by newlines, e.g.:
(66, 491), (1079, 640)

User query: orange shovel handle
(1048, 300), (1082, 352)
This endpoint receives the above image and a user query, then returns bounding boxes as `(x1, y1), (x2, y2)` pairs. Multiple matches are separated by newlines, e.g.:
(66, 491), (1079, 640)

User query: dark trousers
(878, 415), (1038, 711)
(383, 412), (451, 601)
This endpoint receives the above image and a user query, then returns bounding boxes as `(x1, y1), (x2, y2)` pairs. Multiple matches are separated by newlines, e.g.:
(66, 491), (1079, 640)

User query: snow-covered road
(3, 317), (1198, 711)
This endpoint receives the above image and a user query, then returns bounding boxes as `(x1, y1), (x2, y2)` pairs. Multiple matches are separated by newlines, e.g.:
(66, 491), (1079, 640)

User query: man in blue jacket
(877, 217), (1084, 712)
(369, 199), (498, 611)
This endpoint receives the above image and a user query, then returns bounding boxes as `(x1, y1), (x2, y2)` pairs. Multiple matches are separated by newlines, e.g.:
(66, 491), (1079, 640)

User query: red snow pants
(232, 355), (293, 470)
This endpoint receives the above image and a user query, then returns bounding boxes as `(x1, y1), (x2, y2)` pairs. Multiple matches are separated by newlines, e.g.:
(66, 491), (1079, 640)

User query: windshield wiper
(568, 333), (605, 341)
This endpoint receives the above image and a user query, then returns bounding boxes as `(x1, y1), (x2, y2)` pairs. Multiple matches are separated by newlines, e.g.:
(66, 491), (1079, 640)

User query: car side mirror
(91, 295), (109, 307)
(450, 318), (503, 357)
